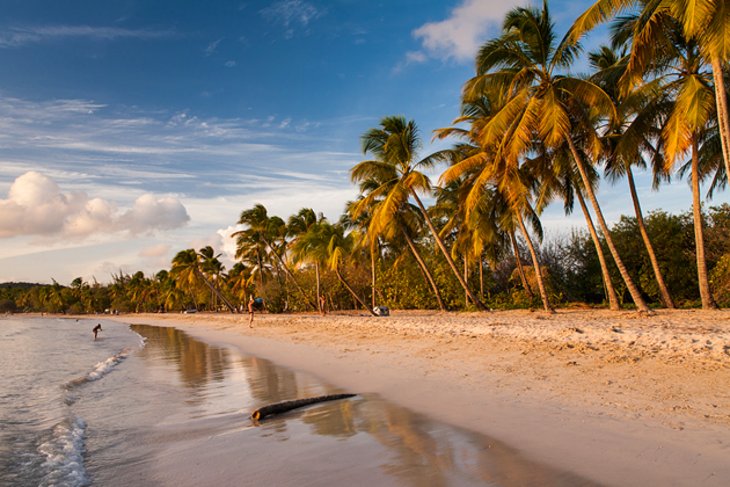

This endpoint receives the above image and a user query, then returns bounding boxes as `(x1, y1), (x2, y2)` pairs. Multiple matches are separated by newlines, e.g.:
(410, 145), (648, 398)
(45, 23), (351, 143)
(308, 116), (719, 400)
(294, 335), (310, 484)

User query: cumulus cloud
(0, 171), (190, 239)
(411, 0), (524, 62)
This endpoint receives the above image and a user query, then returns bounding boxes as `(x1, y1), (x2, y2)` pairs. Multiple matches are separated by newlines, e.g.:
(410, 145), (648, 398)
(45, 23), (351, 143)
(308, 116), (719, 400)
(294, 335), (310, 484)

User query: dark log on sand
(250, 393), (356, 421)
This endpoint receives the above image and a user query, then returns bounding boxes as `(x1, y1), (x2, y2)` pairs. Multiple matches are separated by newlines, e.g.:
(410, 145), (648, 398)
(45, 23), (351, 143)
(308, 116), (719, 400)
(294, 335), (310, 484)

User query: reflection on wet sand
(131, 324), (597, 486)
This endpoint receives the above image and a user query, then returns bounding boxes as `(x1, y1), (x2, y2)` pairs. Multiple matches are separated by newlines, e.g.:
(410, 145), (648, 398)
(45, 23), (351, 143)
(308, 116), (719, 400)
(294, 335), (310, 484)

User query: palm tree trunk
(370, 242), (377, 309)
(479, 254), (484, 297)
(626, 167), (675, 308)
(711, 55), (730, 182)
(691, 138), (718, 309)
(516, 213), (554, 313)
(262, 237), (318, 310)
(463, 255), (470, 307)
(566, 137), (650, 313)
(334, 267), (378, 316)
(195, 269), (237, 313)
(402, 229), (446, 311)
(509, 231), (533, 297)
(575, 188), (620, 310)
(410, 190), (488, 310)
(315, 263), (322, 314)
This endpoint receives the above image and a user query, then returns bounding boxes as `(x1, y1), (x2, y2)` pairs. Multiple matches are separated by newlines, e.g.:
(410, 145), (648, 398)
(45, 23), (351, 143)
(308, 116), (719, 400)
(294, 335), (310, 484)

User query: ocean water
(0, 316), (597, 486)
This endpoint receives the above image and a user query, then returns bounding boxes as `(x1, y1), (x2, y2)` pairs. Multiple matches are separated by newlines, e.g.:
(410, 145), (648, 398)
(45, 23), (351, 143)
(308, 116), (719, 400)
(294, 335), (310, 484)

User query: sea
(0, 316), (597, 486)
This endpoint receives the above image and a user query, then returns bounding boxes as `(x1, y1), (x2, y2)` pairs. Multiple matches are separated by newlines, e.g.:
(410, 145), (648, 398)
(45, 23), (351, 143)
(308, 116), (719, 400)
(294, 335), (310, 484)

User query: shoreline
(98, 308), (729, 486)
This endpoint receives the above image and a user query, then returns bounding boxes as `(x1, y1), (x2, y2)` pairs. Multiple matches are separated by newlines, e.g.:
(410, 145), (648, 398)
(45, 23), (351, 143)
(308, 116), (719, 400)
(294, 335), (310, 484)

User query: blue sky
(0, 0), (725, 284)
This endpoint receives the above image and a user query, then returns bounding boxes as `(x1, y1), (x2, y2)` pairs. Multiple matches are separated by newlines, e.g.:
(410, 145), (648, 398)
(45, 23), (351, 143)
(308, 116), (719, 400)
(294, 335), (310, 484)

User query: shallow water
(0, 317), (599, 486)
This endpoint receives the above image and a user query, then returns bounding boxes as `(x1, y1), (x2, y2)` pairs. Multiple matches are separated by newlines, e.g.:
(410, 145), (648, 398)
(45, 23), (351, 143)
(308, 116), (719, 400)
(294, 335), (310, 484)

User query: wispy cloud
(0, 25), (176, 48)
(204, 38), (222, 56)
(260, 0), (324, 38)
(408, 0), (524, 63)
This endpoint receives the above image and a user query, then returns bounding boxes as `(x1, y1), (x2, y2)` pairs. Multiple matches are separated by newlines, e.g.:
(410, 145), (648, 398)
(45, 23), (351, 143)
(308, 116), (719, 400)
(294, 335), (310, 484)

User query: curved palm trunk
(575, 188), (620, 310)
(711, 56), (730, 182)
(410, 190), (488, 310)
(402, 230), (446, 311)
(626, 167), (675, 308)
(334, 267), (378, 316)
(516, 213), (554, 313)
(691, 138), (718, 309)
(509, 231), (534, 297)
(566, 137), (650, 313)
(262, 237), (318, 311)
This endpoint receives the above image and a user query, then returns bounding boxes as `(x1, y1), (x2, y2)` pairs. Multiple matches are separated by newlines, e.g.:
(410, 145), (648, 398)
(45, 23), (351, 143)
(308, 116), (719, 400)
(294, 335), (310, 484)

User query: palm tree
(462, 1), (650, 312)
(350, 175), (447, 311)
(352, 115), (487, 310)
(567, 0), (730, 185)
(589, 45), (676, 308)
(293, 220), (377, 315)
(288, 208), (327, 313)
(234, 204), (317, 310)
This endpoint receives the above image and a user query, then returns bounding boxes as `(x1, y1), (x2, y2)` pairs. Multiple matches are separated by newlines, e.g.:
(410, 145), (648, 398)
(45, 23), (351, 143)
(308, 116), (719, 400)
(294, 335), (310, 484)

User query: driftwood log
(250, 393), (356, 421)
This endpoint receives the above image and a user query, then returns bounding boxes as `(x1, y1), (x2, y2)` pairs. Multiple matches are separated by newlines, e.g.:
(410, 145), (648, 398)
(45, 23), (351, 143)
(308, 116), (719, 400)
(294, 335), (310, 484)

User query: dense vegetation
(4, 0), (730, 314)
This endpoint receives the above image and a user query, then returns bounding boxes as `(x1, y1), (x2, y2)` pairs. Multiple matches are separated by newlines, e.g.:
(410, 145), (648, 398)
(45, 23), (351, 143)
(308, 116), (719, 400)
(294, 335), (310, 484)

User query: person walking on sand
(93, 324), (102, 341)
(248, 296), (255, 328)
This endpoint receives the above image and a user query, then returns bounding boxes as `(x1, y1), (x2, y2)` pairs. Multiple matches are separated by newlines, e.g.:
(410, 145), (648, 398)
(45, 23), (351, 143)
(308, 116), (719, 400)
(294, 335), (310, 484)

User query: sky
(0, 0), (726, 285)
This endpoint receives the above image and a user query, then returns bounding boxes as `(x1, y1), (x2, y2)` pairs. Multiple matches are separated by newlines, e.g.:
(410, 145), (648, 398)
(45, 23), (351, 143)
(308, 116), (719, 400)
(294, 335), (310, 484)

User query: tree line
(3, 0), (730, 314)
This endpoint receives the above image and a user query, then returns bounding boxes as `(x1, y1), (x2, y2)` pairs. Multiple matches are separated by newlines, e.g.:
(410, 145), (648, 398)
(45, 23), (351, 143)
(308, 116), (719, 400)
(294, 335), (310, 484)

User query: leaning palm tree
(352, 115), (487, 310)
(462, 1), (650, 312)
(350, 171), (447, 311)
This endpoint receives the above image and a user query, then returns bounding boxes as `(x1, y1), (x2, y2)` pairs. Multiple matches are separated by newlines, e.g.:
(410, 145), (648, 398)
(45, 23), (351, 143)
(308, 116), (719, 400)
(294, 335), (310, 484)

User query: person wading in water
(93, 324), (102, 340)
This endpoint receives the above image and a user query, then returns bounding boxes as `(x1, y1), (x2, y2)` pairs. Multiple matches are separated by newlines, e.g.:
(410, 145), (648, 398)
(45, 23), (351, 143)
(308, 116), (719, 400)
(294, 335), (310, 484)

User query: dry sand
(108, 309), (730, 486)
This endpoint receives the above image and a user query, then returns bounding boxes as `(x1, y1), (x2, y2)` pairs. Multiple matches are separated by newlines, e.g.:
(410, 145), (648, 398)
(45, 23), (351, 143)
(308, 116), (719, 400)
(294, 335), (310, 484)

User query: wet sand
(106, 309), (730, 486)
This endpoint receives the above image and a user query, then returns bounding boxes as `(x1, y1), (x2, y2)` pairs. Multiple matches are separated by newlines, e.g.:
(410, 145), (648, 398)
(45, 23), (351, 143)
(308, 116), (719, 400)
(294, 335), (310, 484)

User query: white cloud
(411, 0), (524, 62)
(260, 0), (323, 38)
(205, 38), (222, 56)
(0, 171), (190, 239)
(0, 25), (175, 48)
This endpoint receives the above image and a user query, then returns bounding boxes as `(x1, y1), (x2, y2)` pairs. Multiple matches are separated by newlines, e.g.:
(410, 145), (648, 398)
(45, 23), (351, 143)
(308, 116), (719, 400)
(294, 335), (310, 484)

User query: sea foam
(37, 416), (88, 487)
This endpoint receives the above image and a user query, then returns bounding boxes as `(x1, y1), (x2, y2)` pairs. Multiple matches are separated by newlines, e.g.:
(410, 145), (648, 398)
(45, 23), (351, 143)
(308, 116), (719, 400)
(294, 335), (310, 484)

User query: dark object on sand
(251, 393), (356, 421)
(373, 306), (390, 316)
(253, 297), (264, 310)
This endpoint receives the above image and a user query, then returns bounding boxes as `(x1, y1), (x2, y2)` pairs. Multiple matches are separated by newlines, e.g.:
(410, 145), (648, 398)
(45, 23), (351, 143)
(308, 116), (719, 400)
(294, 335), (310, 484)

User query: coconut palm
(588, 45), (676, 308)
(350, 173), (447, 311)
(352, 115), (487, 310)
(288, 208), (327, 312)
(566, 0), (730, 185)
(293, 220), (377, 315)
(234, 204), (317, 310)
(461, 1), (650, 312)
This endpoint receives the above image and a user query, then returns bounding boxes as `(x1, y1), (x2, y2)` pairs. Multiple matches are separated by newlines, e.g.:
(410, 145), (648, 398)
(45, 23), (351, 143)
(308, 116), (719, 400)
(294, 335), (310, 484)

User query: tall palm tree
(352, 115), (487, 310)
(350, 174), (447, 311)
(589, 45), (676, 308)
(462, 1), (650, 312)
(567, 0), (730, 185)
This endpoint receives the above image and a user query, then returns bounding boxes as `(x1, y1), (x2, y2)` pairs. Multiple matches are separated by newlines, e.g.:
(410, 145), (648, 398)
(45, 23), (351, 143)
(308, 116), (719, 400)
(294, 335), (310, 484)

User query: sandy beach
(105, 309), (730, 486)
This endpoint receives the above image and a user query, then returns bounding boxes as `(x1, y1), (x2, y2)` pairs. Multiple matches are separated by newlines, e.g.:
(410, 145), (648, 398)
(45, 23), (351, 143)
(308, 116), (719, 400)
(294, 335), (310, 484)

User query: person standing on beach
(93, 324), (102, 340)
(319, 295), (327, 315)
(248, 296), (255, 328)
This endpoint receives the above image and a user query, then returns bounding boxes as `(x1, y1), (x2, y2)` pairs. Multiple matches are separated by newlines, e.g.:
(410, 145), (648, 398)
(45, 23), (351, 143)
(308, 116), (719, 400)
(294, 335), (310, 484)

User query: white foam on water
(65, 348), (131, 390)
(37, 415), (89, 487)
